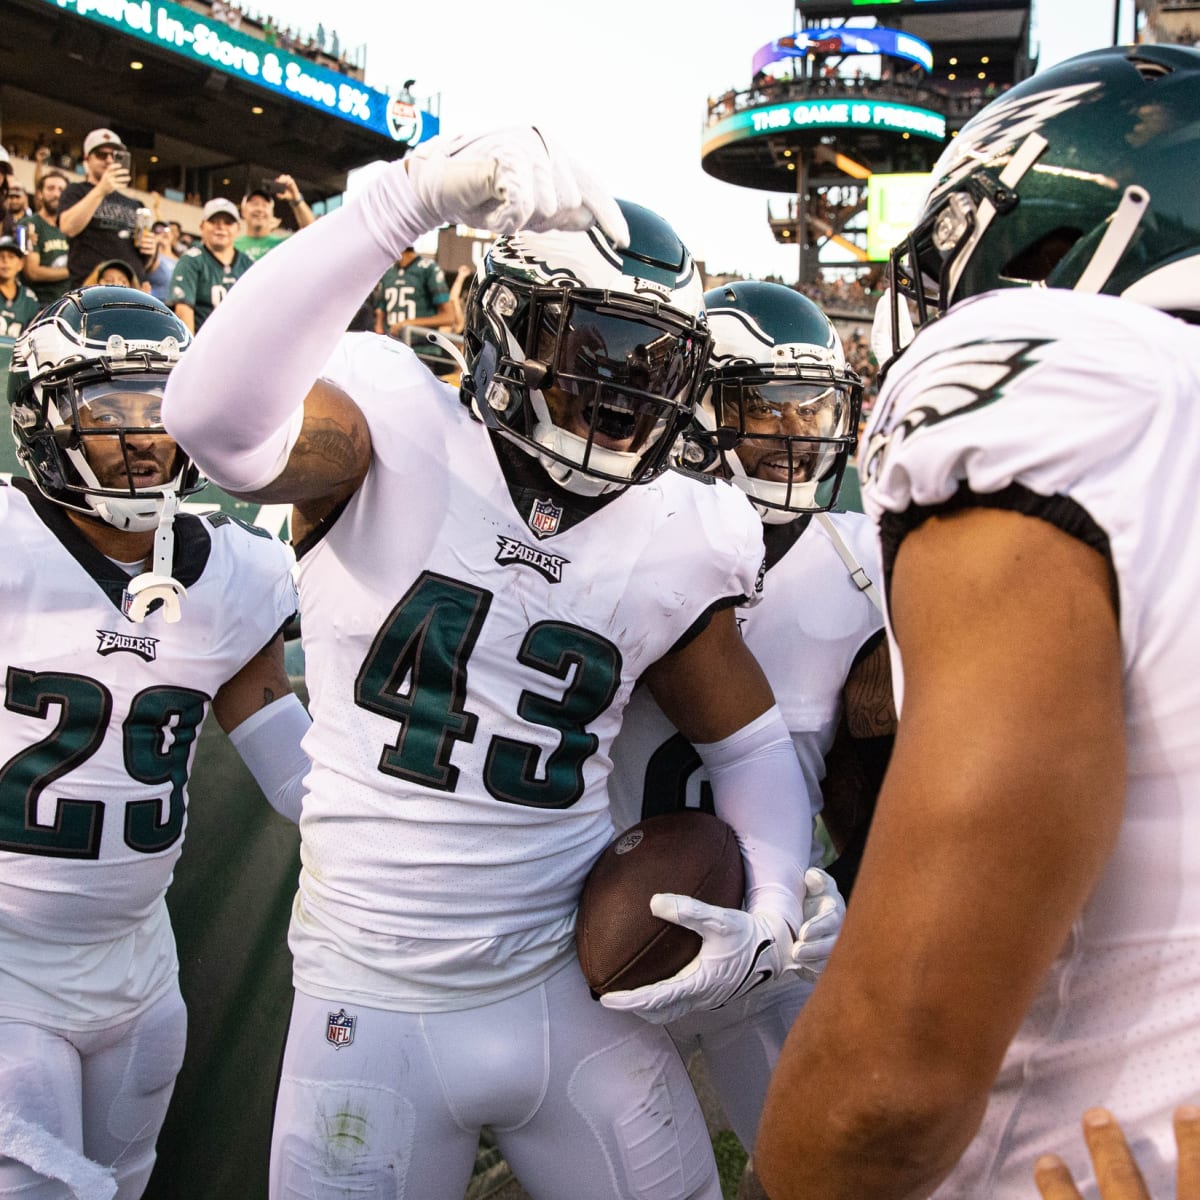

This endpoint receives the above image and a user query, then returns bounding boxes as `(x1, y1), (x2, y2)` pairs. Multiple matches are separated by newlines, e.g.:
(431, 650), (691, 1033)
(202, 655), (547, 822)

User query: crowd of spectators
(0, 128), (321, 338)
(203, 0), (362, 76)
(3, 123), (882, 425)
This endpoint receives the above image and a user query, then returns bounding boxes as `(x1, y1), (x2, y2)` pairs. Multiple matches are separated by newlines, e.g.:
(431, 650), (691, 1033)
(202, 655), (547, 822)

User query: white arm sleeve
(695, 705), (812, 933)
(227, 694), (312, 824)
(161, 160), (436, 493)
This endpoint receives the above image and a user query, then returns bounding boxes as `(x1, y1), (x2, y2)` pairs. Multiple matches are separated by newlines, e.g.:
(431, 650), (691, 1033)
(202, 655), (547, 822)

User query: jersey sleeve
(216, 520), (299, 662)
(373, 268), (395, 315)
(689, 477), (767, 613)
(425, 262), (450, 305)
(859, 289), (1200, 676)
(861, 289), (1172, 566)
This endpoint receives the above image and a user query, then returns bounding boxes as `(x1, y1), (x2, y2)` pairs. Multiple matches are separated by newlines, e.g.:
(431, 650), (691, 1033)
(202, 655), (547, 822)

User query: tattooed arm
(212, 631), (294, 731)
(226, 378), (372, 543)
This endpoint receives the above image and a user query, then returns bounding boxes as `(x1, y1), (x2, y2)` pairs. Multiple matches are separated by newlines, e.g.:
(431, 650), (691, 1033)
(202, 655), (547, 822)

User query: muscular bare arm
(392, 298), (458, 334)
(223, 377), (371, 543)
(755, 505), (1126, 1200)
(211, 631), (291, 733)
(643, 606), (775, 743)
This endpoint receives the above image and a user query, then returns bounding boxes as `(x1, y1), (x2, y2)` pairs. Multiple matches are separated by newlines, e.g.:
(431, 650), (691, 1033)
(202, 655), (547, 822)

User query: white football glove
(789, 866), (845, 981)
(598, 867), (846, 1025)
(599, 894), (796, 1026)
(406, 127), (628, 246)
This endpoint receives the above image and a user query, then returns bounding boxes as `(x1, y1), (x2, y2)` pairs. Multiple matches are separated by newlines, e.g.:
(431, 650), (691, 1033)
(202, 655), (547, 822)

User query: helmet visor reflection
(75, 376), (167, 430)
(543, 303), (705, 403)
(537, 301), (706, 453)
(715, 376), (857, 487)
(721, 379), (854, 439)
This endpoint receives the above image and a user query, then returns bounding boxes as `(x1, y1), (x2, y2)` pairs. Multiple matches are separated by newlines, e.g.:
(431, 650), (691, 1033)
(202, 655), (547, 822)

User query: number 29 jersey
(0, 480), (297, 1029)
(291, 334), (764, 1011)
(860, 288), (1200, 1198)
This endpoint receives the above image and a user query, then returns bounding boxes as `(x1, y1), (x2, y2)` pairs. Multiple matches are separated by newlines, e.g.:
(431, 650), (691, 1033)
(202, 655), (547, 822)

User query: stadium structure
(701, 0), (1035, 281)
(0, 0), (439, 224)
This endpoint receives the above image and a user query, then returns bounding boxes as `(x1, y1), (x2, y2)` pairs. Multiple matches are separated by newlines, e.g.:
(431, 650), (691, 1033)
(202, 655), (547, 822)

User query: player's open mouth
(585, 397), (639, 446)
(126, 462), (166, 487)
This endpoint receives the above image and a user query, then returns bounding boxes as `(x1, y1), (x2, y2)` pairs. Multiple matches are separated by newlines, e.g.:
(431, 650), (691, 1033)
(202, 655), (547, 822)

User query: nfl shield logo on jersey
(326, 1008), (356, 1049)
(528, 497), (562, 539)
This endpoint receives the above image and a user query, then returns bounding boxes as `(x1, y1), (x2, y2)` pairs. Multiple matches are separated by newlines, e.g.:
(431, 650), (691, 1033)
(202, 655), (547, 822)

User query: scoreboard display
(796, 0), (1030, 13)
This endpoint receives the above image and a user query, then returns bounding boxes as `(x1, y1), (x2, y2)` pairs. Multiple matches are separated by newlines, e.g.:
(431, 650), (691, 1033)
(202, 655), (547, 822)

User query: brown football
(576, 809), (745, 996)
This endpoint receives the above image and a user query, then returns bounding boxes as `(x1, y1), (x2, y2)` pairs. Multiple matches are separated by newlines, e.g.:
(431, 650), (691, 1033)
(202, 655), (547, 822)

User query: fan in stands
(576, 810), (746, 996)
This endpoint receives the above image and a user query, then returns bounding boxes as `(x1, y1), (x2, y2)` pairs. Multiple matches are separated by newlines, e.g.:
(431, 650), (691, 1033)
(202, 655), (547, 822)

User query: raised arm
(162, 128), (628, 526)
(59, 162), (128, 238)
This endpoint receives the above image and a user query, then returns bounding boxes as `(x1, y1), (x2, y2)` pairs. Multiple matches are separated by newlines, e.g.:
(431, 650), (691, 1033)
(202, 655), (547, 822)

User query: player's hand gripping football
(405, 127), (628, 246)
(600, 867), (845, 1025)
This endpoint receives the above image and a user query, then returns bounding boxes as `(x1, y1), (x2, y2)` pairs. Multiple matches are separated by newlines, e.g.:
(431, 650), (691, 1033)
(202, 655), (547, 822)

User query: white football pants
(271, 958), (721, 1200)
(0, 985), (187, 1199)
(667, 974), (813, 1150)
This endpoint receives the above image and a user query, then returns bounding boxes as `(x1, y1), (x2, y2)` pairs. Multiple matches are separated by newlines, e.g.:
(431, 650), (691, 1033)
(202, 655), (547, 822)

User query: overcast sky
(266, 0), (1125, 278)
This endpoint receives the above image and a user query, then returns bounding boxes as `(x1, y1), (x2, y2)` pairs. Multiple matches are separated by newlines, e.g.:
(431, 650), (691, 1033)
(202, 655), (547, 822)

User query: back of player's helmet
(461, 199), (710, 497)
(686, 281), (862, 522)
(883, 44), (1200, 354)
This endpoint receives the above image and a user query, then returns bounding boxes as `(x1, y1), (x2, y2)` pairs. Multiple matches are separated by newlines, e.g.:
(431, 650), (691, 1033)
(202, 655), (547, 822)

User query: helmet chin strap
(527, 385), (638, 498)
(422, 330), (470, 376)
(704, 406), (823, 520)
(125, 489), (187, 624)
(1074, 185), (1151, 294)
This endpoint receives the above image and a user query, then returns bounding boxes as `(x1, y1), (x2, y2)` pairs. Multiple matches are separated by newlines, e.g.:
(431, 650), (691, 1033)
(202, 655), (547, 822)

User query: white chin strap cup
(125, 574), (187, 624)
(124, 489), (186, 623)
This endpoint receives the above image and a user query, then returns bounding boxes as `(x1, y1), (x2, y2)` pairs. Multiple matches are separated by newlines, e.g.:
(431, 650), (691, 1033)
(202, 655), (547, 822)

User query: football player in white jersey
(161, 129), (838, 1200)
(607, 281), (894, 1164)
(756, 44), (1200, 1200)
(0, 287), (309, 1199)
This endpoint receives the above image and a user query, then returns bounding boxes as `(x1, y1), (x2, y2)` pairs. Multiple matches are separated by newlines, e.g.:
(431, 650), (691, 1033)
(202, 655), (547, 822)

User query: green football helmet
(462, 199), (710, 497)
(883, 44), (1200, 352)
(8, 286), (202, 531)
(685, 281), (862, 521)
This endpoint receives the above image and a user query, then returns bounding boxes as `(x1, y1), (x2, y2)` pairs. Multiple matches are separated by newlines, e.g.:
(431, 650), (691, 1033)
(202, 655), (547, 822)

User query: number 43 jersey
(0, 478), (297, 1030)
(291, 335), (765, 1011)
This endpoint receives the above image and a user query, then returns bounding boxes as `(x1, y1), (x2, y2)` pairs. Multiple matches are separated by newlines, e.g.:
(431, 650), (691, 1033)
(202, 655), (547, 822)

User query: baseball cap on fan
(202, 198), (241, 222)
(84, 128), (126, 157)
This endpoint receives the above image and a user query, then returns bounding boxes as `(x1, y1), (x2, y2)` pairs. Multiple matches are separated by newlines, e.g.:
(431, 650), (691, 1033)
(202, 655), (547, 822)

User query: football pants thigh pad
(0, 986), (185, 1200)
(270, 990), (473, 1200)
(493, 960), (721, 1200)
(0, 1026), (81, 1199)
(667, 975), (812, 1151)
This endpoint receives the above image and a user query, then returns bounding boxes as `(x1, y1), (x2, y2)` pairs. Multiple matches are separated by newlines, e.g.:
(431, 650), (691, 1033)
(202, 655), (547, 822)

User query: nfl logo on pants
(326, 1008), (356, 1049)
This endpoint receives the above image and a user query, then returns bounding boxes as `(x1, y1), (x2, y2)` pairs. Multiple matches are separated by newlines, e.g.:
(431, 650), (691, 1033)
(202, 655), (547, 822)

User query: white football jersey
(608, 509), (884, 841)
(0, 480), (297, 1030)
(861, 288), (1200, 1197)
(290, 334), (764, 1011)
